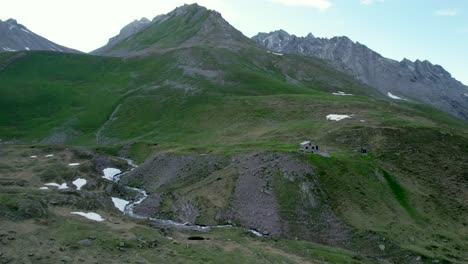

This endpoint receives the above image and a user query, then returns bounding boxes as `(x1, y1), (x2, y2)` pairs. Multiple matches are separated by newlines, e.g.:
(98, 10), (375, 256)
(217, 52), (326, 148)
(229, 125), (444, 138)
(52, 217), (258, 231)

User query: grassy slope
(0, 52), (132, 141)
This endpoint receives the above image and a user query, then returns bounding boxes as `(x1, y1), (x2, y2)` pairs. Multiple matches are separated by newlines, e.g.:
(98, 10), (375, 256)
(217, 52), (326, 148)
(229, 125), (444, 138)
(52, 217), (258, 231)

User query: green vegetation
(381, 169), (416, 218)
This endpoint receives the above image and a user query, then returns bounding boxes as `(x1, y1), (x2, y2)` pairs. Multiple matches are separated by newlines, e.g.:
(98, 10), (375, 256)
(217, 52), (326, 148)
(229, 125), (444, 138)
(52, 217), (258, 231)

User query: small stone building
(300, 141), (319, 153)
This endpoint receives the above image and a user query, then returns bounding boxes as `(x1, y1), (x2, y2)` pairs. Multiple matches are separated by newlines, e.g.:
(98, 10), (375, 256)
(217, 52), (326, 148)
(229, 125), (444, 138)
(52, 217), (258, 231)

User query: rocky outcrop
(253, 30), (468, 120)
(0, 19), (80, 53)
(121, 152), (351, 246)
(91, 17), (151, 55)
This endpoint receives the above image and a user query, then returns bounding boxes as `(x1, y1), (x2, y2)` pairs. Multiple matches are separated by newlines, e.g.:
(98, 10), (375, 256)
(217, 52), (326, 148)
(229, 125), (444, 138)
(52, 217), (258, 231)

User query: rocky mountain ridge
(253, 30), (468, 120)
(0, 18), (80, 53)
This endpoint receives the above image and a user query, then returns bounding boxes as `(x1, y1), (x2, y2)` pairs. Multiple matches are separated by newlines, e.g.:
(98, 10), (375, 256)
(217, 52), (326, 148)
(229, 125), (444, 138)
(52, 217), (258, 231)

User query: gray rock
(0, 19), (81, 53)
(78, 239), (92, 247)
(253, 30), (468, 120)
(60, 256), (72, 262)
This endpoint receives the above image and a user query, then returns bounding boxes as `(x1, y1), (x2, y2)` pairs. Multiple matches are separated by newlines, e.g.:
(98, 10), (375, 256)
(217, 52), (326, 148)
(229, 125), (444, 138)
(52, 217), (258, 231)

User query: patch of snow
(70, 212), (104, 222)
(30, 155), (37, 158)
(72, 178), (87, 190)
(102, 168), (121, 181)
(387, 92), (406, 100)
(3, 47), (16, 52)
(45, 182), (69, 190)
(326, 114), (353, 121)
(25, 47), (30, 50)
(249, 229), (264, 237)
(267, 51), (283, 56)
(39, 187), (49, 190)
(464, 93), (468, 97)
(333, 91), (353, 96)
(45, 154), (54, 158)
(21, 28), (30, 34)
(111, 197), (130, 212)
(8, 25), (16, 30)
(68, 163), (80, 166)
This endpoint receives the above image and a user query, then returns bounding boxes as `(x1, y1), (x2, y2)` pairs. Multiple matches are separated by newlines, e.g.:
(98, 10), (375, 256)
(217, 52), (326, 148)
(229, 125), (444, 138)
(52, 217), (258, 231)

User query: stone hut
(300, 141), (319, 153)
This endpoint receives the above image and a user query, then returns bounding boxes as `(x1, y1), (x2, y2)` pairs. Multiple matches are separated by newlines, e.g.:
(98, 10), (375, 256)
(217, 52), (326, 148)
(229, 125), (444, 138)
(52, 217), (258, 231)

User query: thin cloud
(435, 8), (460, 17)
(268, 0), (332, 10)
(360, 0), (384, 6)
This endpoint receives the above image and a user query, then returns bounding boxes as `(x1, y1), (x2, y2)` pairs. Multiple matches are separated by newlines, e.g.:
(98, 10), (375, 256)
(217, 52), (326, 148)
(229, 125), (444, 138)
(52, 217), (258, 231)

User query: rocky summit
(253, 30), (468, 120)
(0, 18), (80, 53)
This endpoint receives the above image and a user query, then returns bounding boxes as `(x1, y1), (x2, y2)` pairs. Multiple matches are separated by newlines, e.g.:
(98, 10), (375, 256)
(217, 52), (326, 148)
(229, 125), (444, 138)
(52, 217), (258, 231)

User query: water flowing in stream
(110, 157), (263, 236)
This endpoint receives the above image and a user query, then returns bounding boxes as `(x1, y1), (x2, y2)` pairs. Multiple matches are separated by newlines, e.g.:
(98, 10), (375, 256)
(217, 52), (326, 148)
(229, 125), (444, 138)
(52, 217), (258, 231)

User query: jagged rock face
(91, 17), (151, 55)
(0, 19), (80, 53)
(253, 30), (468, 120)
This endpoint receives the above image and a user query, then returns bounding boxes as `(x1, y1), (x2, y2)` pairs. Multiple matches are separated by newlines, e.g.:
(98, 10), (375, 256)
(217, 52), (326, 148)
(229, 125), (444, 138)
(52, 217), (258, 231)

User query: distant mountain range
(1, 6), (467, 120)
(0, 19), (80, 53)
(253, 30), (468, 120)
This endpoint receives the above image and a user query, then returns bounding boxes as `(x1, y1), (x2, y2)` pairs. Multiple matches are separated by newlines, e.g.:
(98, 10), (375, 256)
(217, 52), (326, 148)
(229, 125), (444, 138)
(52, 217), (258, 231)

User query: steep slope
(0, 18), (80, 53)
(253, 30), (468, 121)
(93, 4), (253, 57)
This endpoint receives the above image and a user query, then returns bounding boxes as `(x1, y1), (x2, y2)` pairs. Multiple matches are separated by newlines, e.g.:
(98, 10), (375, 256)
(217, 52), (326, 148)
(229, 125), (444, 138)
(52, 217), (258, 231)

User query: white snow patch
(21, 28), (30, 34)
(267, 51), (283, 56)
(332, 91), (353, 96)
(464, 93), (468, 97)
(249, 230), (264, 237)
(45, 154), (54, 158)
(72, 178), (87, 190)
(68, 163), (80, 166)
(25, 47), (30, 50)
(45, 182), (69, 190)
(70, 212), (104, 222)
(3, 47), (16, 52)
(39, 187), (49, 190)
(102, 168), (121, 181)
(111, 197), (130, 212)
(387, 92), (406, 100)
(326, 114), (353, 121)
(30, 155), (37, 158)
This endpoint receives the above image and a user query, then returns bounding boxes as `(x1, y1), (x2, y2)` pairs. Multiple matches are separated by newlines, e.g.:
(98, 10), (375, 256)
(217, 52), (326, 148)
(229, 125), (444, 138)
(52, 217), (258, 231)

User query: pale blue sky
(1, 0), (467, 84)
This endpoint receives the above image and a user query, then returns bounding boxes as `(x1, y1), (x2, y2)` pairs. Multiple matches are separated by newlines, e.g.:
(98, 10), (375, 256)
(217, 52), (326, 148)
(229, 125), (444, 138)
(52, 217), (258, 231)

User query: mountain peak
(5, 18), (18, 25)
(173, 3), (207, 14)
(93, 4), (252, 56)
(0, 18), (80, 53)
